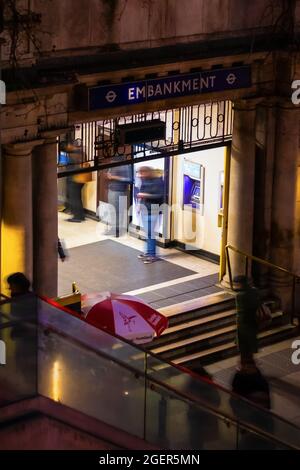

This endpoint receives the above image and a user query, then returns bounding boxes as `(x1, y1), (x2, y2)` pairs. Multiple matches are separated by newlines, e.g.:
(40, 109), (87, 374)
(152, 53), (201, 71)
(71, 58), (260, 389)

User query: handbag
(58, 238), (68, 261)
(97, 200), (112, 223)
(73, 162), (93, 183)
(256, 303), (272, 329)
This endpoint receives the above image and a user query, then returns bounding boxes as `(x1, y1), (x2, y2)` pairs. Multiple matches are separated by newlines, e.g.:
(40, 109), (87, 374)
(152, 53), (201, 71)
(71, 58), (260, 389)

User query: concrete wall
(0, 0), (282, 63)
(35, 0), (276, 50)
(0, 396), (159, 450)
(0, 414), (119, 450)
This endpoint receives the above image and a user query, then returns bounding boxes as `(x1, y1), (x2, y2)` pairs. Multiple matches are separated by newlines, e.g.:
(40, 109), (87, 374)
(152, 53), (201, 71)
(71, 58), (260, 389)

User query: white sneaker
(138, 253), (148, 259)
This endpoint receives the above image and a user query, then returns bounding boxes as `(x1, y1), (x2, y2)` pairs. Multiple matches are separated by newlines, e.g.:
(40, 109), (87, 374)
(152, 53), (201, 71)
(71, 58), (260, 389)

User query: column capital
(39, 126), (71, 144)
(232, 97), (262, 112)
(276, 97), (300, 111)
(4, 139), (45, 157)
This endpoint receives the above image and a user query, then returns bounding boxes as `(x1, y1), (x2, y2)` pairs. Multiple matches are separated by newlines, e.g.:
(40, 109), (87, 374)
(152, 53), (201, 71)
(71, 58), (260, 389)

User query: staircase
(147, 291), (298, 368)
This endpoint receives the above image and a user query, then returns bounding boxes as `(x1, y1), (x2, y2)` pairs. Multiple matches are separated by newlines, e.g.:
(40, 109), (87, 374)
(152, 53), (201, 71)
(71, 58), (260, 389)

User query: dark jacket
(108, 165), (132, 192)
(139, 177), (164, 211)
(10, 293), (37, 340)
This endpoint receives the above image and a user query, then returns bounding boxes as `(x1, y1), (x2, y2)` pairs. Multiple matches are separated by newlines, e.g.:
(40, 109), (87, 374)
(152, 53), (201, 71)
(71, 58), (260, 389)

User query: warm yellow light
(1, 223), (26, 295)
(52, 360), (61, 402)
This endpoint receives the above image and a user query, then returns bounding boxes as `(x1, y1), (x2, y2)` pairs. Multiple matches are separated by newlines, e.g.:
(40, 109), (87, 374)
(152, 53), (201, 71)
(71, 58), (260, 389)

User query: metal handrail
(33, 306), (300, 449)
(225, 244), (300, 323)
(1, 295), (299, 449)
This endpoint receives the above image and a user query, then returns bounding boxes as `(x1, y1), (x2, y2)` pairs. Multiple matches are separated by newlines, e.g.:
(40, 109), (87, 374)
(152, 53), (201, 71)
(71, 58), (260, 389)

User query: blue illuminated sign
(88, 65), (251, 111)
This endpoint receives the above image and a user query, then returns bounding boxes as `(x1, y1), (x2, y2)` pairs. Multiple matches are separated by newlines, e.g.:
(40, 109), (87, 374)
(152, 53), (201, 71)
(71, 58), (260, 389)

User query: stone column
(1, 142), (42, 294)
(224, 100), (256, 284)
(32, 135), (58, 298)
(251, 100), (276, 288)
(270, 102), (299, 312)
(294, 152), (300, 272)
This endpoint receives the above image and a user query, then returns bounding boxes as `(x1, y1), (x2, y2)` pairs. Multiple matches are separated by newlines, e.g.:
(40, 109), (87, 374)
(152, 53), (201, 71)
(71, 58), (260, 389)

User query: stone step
(154, 312), (286, 362)
(152, 324), (237, 356)
(162, 308), (236, 336)
(159, 291), (235, 327)
(172, 323), (297, 367)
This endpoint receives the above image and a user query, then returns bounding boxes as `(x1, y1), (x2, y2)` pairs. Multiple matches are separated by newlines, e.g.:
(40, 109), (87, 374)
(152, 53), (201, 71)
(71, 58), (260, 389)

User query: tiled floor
(137, 273), (221, 309)
(206, 338), (300, 427)
(58, 212), (220, 301)
(58, 239), (196, 296)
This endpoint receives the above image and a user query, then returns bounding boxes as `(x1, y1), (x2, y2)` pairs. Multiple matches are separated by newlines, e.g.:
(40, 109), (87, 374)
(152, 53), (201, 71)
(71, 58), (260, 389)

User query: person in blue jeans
(136, 166), (164, 264)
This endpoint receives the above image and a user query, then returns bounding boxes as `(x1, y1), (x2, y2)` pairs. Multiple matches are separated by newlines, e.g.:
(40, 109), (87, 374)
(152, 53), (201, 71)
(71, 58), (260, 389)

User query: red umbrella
(81, 292), (168, 344)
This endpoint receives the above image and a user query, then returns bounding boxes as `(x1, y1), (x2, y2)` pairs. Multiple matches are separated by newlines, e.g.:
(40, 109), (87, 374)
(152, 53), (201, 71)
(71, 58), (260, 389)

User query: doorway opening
(57, 101), (232, 308)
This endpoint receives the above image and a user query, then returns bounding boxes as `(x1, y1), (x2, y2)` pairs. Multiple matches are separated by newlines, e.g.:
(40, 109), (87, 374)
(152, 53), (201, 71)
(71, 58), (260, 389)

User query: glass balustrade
(0, 295), (298, 450)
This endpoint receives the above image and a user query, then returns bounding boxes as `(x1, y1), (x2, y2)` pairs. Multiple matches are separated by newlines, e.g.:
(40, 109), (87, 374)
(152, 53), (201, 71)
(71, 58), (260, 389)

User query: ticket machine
(182, 159), (204, 211)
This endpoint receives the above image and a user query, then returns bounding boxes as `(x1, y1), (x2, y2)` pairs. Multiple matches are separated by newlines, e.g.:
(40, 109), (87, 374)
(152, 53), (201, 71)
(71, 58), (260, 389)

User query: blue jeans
(141, 213), (159, 257)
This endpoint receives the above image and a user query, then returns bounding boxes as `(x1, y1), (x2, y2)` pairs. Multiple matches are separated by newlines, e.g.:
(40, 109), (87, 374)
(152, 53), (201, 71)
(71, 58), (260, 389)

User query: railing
(1, 295), (300, 449)
(57, 100), (233, 177)
(225, 244), (300, 324)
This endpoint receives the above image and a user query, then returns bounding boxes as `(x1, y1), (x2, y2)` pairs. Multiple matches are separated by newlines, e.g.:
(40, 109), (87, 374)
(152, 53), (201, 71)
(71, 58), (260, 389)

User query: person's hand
(137, 192), (151, 199)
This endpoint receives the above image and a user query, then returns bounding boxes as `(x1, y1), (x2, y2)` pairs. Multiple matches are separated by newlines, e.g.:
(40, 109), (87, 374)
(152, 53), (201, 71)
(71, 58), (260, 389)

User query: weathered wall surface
(35, 0), (277, 50)
(0, 0), (283, 65)
(0, 414), (120, 450)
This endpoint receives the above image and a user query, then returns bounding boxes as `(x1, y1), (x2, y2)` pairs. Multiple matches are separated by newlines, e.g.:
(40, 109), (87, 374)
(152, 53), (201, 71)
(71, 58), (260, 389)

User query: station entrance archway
(57, 100), (233, 298)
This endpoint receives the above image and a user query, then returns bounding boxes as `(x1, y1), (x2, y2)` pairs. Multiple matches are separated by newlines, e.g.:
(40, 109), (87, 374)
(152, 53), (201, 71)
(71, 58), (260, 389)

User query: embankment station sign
(87, 65), (251, 111)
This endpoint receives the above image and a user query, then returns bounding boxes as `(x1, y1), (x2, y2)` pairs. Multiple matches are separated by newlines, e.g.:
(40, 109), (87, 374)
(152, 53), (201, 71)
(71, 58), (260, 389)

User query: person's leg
(66, 177), (73, 211)
(118, 191), (128, 236)
(68, 181), (76, 217)
(77, 183), (85, 220)
(143, 213), (160, 262)
(240, 352), (256, 368)
(107, 189), (119, 236)
(238, 328), (257, 368)
(148, 214), (157, 257)
(69, 182), (85, 221)
(141, 212), (150, 255)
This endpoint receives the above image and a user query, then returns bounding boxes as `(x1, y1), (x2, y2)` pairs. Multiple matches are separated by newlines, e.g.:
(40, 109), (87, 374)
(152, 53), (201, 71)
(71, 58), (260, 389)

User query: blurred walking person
(234, 275), (260, 368)
(136, 166), (164, 264)
(7, 273), (37, 394)
(185, 365), (221, 449)
(230, 362), (273, 449)
(65, 141), (92, 223)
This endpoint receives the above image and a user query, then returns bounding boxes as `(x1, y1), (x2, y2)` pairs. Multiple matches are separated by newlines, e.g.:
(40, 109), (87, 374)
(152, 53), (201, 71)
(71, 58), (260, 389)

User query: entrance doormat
(58, 239), (196, 296)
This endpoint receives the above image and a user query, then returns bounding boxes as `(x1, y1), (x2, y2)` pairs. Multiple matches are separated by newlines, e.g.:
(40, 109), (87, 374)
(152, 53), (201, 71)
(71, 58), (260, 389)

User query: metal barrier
(1, 294), (300, 449)
(57, 100), (233, 177)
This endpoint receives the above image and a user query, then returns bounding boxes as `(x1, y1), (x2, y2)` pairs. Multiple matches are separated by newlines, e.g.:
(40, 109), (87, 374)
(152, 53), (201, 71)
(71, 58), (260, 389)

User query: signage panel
(88, 66), (251, 111)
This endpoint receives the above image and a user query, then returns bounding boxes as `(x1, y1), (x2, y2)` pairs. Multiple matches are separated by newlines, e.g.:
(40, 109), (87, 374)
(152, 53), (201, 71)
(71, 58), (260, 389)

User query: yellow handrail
(225, 244), (300, 323)
(226, 245), (300, 279)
